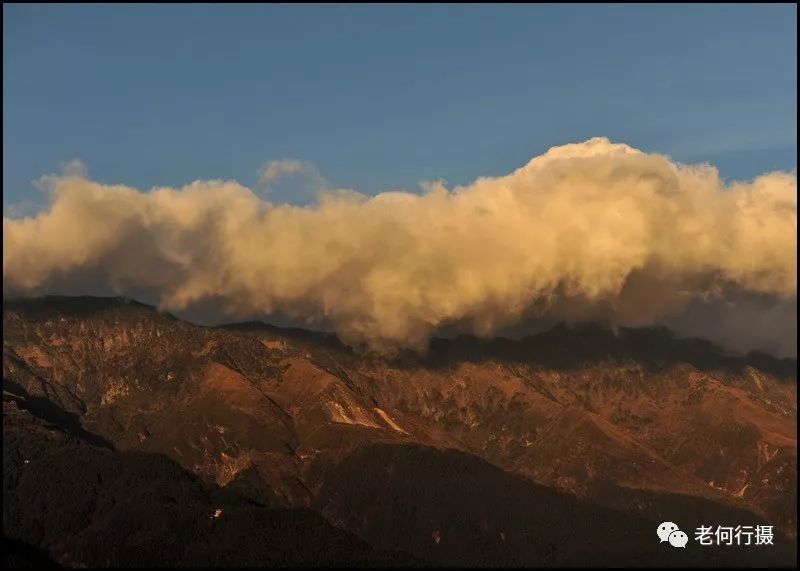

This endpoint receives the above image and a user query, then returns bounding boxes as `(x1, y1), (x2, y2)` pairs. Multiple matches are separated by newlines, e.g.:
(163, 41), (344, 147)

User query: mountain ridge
(3, 295), (796, 566)
(5, 295), (796, 377)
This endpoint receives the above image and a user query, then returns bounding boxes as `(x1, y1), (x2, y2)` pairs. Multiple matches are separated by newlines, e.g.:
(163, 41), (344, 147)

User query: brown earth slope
(3, 296), (797, 566)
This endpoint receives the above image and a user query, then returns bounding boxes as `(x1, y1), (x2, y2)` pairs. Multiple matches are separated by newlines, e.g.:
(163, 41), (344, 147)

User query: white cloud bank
(3, 138), (796, 355)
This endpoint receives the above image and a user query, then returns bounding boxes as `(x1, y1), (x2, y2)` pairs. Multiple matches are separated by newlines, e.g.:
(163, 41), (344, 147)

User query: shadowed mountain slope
(3, 296), (796, 567)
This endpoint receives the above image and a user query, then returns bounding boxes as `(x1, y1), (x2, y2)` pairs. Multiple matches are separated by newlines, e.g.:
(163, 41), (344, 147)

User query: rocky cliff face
(3, 296), (797, 566)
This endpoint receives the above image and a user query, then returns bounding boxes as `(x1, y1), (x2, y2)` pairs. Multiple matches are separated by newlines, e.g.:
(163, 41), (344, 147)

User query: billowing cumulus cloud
(3, 138), (797, 355)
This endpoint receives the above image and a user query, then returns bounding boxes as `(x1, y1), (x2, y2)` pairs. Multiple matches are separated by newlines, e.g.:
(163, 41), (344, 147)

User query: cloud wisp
(257, 159), (329, 203)
(3, 138), (797, 355)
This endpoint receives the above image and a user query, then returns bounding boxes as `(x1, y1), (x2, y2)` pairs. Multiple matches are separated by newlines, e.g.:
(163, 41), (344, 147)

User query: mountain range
(3, 296), (797, 567)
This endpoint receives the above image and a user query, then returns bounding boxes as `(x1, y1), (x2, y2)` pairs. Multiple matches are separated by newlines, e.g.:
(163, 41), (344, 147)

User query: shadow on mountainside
(315, 442), (797, 567)
(3, 397), (421, 568)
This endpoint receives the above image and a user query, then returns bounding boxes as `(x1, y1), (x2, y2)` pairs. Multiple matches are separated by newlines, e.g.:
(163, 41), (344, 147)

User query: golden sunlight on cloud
(3, 138), (796, 353)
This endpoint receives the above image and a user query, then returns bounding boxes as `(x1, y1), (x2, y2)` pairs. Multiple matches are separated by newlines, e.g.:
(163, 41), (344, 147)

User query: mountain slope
(2, 296), (797, 566)
(3, 395), (419, 567)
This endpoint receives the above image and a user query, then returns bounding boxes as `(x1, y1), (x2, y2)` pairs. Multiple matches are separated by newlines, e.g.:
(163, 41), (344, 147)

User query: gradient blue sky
(3, 3), (797, 210)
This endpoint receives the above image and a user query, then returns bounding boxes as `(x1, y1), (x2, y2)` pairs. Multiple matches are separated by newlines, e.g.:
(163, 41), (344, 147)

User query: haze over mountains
(3, 296), (796, 567)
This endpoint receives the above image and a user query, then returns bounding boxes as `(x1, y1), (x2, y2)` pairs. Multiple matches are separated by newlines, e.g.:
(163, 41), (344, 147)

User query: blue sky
(3, 3), (796, 209)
